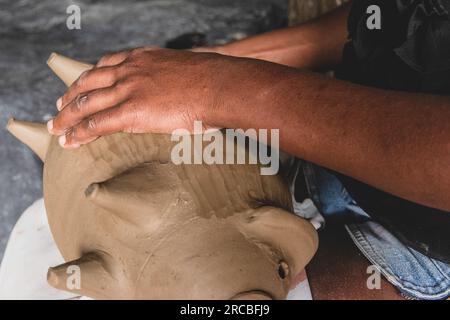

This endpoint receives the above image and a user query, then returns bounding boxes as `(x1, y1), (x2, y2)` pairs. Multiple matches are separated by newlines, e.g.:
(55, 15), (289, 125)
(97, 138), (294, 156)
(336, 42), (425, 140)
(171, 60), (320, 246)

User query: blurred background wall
(288, 0), (349, 25)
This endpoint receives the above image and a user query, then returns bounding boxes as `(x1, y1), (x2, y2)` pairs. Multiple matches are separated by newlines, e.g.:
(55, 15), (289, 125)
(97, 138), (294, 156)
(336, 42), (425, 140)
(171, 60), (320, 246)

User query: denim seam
(430, 259), (450, 282)
(350, 223), (450, 291)
(345, 224), (392, 271)
(349, 223), (450, 291)
(345, 224), (422, 298)
(346, 224), (450, 300)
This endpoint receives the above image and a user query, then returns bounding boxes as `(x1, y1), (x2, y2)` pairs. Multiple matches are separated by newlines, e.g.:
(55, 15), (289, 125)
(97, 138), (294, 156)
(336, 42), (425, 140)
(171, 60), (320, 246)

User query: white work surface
(0, 199), (312, 300)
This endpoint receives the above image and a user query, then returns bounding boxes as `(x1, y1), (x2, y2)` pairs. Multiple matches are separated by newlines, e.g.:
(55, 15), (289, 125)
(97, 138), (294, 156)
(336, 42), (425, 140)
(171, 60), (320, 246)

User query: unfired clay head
(7, 53), (318, 300)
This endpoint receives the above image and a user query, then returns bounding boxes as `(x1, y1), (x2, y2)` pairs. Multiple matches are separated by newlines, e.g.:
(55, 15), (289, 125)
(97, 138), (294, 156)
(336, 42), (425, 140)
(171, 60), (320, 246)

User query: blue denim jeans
(302, 162), (450, 300)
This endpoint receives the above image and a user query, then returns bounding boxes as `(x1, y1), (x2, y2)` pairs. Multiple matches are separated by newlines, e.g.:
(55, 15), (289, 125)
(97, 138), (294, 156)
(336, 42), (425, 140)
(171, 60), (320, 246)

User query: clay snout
(234, 206), (319, 288)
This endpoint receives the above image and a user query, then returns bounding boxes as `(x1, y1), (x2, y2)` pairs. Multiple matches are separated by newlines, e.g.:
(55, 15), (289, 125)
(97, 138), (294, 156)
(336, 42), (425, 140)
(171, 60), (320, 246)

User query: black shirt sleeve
(338, 0), (450, 93)
(334, 0), (450, 262)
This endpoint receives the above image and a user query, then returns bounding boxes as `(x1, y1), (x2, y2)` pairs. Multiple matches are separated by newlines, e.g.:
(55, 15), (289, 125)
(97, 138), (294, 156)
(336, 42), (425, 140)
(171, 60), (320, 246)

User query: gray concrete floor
(0, 0), (287, 261)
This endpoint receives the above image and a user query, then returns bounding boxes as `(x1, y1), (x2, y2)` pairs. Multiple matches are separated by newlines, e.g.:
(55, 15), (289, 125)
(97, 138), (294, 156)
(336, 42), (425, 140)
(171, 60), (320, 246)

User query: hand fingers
(58, 103), (134, 148)
(96, 51), (130, 68)
(95, 47), (160, 68)
(59, 65), (121, 111)
(58, 47), (163, 111)
(49, 84), (130, 135)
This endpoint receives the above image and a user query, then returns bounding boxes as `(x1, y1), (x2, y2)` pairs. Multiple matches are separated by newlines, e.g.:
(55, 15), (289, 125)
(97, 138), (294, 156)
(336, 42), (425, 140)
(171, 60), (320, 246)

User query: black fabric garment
(338, 0), (450, 93)
(335, 0), (450, 262)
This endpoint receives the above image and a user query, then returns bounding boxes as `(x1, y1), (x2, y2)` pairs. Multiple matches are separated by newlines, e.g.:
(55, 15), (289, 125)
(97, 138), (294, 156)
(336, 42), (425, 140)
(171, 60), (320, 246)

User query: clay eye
(278, 261), (289, 279)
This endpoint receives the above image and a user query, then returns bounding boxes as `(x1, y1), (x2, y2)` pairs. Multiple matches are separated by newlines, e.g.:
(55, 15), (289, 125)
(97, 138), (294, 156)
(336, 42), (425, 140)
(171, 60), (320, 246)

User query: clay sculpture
(6, 53), (318, 300)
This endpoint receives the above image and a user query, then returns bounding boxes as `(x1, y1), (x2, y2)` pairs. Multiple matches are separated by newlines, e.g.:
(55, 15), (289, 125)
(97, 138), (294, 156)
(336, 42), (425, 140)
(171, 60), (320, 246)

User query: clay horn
(84, 182), (128, 219)
(6, 118), (51, 161)
(47, 252), (119, 299)
(47, 52), (93, 87)
(85, 179), (157, 227)
(6, 53), (93, 160)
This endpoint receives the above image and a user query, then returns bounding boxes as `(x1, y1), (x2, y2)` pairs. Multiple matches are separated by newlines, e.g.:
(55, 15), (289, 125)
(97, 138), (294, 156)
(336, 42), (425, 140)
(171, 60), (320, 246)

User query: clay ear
(47, 252), (120, 299)
(6, 118), (51, 162)
(47, 52), (93, 87)
(237, 206), (318, 282)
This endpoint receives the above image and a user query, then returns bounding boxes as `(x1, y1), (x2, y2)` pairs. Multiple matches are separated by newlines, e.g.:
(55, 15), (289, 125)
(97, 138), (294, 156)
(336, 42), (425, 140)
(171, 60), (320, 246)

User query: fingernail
(56, 97), (62, 110)
(58, 135), (66, 147)
(47, 119), (53, 133)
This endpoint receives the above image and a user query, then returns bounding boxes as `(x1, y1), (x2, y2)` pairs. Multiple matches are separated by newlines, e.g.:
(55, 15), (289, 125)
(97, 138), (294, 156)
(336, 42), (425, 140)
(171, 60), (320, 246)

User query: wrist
(206, 57), (295, 131)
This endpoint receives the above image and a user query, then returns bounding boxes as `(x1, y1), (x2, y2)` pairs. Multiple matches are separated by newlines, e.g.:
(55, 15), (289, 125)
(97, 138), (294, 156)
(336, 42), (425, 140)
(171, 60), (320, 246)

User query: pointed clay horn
(47, 52), (93, 87)
(6, 118), (51, 161)
(85, 178), (159, 227)
(47, 252), (119, 299)
(6, 54), (93, 161)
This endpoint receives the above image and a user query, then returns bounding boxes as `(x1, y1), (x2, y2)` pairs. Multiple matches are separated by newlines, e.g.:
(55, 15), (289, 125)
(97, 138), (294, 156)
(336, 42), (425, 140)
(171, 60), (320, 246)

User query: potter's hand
(47, 47), (276, 148)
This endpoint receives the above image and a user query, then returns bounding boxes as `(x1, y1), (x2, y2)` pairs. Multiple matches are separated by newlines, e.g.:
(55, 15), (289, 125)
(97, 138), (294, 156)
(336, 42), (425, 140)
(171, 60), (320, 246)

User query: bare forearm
(52, 46), (449, 211)
(211, 2), (350, 69)
(212, 66), (450, 211)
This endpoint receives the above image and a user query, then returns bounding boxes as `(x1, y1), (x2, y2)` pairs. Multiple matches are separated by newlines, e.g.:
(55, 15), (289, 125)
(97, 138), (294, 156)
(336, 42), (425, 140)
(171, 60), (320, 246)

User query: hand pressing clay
(6, 53), (318, 300)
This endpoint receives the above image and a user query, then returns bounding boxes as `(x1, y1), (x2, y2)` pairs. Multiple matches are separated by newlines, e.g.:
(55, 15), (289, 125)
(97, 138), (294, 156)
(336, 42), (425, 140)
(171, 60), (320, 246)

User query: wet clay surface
(7, 53), (317, 299)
